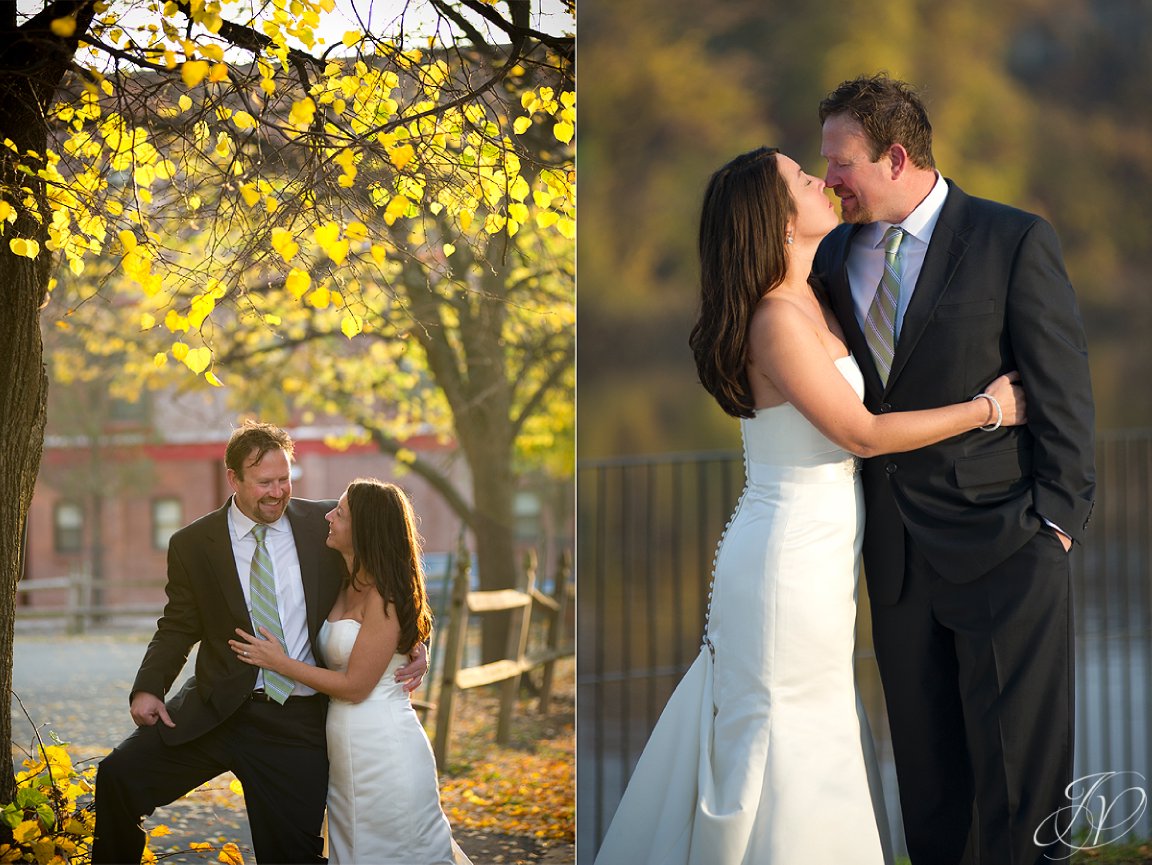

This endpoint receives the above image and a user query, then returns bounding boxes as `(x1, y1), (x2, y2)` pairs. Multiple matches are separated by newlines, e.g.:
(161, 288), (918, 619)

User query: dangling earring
(785, 230), (794, 245)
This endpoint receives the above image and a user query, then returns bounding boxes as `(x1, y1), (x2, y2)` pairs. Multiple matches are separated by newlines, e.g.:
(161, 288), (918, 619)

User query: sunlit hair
(689, 146), (793, 419)
(225, 420), (294, 479)
(818, 73), (936, 170)
(345, 478), (433, 654)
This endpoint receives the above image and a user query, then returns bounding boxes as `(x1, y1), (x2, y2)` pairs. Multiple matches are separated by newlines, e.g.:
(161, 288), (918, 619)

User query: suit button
(885, 463), (898, 474)
(879, 403), (892, 413)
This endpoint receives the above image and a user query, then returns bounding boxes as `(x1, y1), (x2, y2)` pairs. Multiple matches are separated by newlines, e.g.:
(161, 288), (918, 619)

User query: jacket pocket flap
(954, 448), (1032, 488)
(934, 299), (996, 319)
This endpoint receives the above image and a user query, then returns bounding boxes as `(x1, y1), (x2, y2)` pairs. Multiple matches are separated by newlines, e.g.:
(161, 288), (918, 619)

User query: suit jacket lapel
(888, 181), (971, 388)
(205, 501), (250, 625)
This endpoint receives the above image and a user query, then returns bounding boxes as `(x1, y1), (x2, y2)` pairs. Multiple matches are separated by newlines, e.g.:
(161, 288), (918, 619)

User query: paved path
(11, 628), (573, 864)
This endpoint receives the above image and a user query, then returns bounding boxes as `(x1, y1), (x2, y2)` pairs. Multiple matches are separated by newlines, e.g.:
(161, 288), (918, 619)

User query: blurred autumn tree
(1, 0), (573, 804)
(578, 0), (1152, 459)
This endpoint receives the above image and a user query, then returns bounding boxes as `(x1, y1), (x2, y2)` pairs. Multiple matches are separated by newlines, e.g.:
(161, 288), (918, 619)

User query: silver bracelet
(971, 392), (1002, 431)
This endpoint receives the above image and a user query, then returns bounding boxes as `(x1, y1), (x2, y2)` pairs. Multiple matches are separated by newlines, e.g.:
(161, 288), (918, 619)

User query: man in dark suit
(93, 421), (427, 864)
(813, 75), (1095, 864)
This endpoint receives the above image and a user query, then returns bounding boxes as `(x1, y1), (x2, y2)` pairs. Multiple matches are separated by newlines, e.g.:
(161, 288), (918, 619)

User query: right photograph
(577, 4), (1152, 865)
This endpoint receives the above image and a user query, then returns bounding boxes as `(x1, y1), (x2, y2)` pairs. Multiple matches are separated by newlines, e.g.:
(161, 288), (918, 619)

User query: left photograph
(2, 2), (574, 863)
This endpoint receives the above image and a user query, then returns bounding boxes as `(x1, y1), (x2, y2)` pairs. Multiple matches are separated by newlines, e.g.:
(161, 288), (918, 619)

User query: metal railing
(578, 430), (1152, 862)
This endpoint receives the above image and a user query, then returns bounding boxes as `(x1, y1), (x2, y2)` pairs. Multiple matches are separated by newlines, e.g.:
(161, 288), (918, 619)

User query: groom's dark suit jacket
(131, 497), (343, 745)
(814, 181), (1095, 604)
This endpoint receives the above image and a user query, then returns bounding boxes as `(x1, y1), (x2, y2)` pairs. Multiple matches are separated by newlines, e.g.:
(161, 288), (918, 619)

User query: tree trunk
(0, 248), (49, 807)
(0, 0), (93, 804)
(463, 433), (519, 663)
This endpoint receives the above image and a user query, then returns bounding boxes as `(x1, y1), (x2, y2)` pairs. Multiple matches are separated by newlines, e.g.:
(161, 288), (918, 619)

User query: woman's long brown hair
(688, 147), (794, 418)
(345, 479), (433, 654)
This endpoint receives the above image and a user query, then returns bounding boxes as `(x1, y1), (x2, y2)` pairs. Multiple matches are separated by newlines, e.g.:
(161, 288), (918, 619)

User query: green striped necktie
(249, 524), (295, 703)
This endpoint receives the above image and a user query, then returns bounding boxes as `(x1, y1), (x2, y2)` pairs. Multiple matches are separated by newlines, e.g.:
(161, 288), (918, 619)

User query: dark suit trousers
(93, 696), (329, 864)
(871, 529), (1073, 865)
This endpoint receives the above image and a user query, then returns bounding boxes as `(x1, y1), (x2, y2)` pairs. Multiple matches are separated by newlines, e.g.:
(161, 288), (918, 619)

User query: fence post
(68, 565), (87, 635)
(539, 549), (571, 712)
(433, 548), (471, 767)
(496, 550), (536, 745)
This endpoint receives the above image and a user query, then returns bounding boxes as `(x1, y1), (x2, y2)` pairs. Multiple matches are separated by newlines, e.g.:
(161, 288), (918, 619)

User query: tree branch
(509, 340), (572, 442)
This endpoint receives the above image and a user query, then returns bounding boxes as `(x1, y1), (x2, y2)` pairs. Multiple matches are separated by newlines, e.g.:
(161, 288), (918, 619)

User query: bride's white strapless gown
(595, 355), (893, 865)
(321, 619), (471, 865)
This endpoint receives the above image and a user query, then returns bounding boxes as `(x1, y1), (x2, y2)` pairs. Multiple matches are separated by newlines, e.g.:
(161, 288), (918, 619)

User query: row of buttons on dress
(701, 445), (751, 658)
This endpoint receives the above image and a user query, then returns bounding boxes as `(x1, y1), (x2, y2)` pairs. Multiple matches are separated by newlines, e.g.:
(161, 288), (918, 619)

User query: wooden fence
(433, 548), (574, 766)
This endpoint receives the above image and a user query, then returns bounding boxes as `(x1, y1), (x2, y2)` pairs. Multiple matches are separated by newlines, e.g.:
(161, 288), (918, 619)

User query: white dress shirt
(228, 500), (318, 695)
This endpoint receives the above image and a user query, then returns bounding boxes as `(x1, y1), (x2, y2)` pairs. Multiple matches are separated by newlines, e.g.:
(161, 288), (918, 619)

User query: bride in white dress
(233, 478), (470, 865)
(593, 147), (1026, 865)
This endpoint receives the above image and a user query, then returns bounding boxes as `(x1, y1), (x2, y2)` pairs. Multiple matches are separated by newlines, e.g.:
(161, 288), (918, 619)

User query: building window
(514, 491), (542, 542)
(153, 498), (183, 550)
(53, 501), (84, 553)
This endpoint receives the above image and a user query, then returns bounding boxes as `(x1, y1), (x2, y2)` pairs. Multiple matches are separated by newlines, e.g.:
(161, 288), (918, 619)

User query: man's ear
(886, 144), (909, 180)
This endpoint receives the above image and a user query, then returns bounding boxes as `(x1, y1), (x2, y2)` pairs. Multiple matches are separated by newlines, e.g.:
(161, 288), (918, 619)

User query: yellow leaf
(553, 121), (574, 145)
(139, 312), (155, 329)
(389, 144), (415, 170)
(384, 194), (410, 225)
(229, 778), (245, 796)
(323, 239), (348, 264)
(149, 826), (172, 838)
(190, 842), (214, 852)
(205, 370), (224, 387)
(340, 314), (362, 339)
(208, 63), (230, 84)
(369, 244), (387, 265)
(119, 229), (137, 252)
(0, 200), (12, 222)
(152, 352), (168, 369)
(396, 448), (416, 465)
(271, 227), (299, 262)
(239, 184), (261, 207)
(458, 209), (474, 231)
(218, 842), (244, 865)
(181, 60), (209, 88)
(345, 221), (369, 242)
(13, 821), (40, 844)
(263, 314), (282, 326)
(9, 238), (40, 258)
(307, 286), (331, 309)
(50, 15), (77, 37)
(509, 203), (529, 224)
(165, 309), (189, 333)
(509, 175), (530, 201)
(171, 341), (189, 361)
(313, 221), (339, 248)
(513, 116), (532, 135)
(289, 98), (316, 127)
(232, 111), (256, 130)
(285, 269), (310, 298)
(183, 346), (211, 374)
(342, 31), (361, 48)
